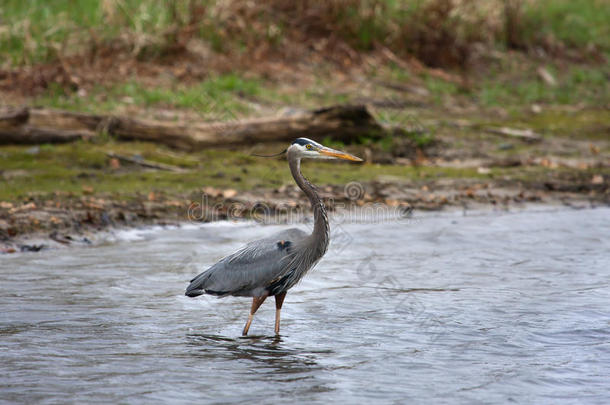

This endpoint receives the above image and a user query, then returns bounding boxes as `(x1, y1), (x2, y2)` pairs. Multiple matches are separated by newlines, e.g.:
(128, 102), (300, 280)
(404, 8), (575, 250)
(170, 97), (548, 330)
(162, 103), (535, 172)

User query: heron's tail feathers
(185, 272), (209, 297)
(185, 288), (204, 297)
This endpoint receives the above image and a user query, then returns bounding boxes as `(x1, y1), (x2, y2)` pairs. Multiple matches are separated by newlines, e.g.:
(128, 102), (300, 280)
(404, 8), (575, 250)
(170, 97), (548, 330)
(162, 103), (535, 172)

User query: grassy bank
(0, 140), (483, 203)
(1, 103), (607, 204)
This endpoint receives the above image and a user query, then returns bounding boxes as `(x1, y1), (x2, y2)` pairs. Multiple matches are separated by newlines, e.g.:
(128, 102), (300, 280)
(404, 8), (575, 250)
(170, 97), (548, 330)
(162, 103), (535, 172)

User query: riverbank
(1, 173), (607, 253)
(1, 2), (608, 253)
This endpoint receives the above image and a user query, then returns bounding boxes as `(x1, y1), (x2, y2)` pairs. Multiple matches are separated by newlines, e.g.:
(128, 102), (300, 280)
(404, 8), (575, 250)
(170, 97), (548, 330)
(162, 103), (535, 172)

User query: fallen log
(112, 105), (382, 149)
(0, 126), (91, 144)
(0, 107), (29, 127)
(29, 108), (106, 131)
(0, 105), (383, 150)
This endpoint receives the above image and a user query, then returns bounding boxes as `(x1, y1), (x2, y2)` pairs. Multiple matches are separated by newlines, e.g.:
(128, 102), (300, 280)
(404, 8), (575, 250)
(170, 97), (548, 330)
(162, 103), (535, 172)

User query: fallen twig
(105, 152), (187, 172)
(484, 126), (542, 142)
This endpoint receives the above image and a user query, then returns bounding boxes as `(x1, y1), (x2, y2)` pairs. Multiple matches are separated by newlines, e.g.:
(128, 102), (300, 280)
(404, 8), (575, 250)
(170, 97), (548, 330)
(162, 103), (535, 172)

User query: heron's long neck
(289, 155), (329, 255)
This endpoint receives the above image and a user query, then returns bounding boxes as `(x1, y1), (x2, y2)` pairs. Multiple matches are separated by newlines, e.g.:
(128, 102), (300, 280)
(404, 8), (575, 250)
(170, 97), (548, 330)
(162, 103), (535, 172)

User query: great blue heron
(185, 137), (363, 335)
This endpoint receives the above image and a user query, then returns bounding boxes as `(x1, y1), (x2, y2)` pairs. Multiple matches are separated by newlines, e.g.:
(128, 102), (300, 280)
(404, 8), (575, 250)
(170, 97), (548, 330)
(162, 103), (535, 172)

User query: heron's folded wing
(187, 228), (307, 295)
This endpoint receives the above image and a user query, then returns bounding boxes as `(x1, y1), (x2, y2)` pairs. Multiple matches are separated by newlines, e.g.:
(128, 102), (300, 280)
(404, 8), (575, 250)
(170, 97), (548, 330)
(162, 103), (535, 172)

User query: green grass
(515, 109), (610, 140)
(34, 73), (263, 117)
(0, 140), (485, 202)
(111, 73), (262, 115)
(0, 0), (191, 66)
(519, 0), (610, 52)
(423, 76), (460, 104)
(476, 65), (609, 107)
(373, 110), (435, 148)
(1, 0), (102, 65)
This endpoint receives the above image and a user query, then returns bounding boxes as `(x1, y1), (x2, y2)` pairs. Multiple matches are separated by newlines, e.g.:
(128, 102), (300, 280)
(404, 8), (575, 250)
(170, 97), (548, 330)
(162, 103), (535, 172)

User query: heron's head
(287, 138), (363, 162)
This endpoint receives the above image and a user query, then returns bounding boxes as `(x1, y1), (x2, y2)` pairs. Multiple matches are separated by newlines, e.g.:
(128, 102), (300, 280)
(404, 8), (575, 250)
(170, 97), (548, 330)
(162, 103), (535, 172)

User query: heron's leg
(242, 294), (268, 336)
(274, 292), (287, 335)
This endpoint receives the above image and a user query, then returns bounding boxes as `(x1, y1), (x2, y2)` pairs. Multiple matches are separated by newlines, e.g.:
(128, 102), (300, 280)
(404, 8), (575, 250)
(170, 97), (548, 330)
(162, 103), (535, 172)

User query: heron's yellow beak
(318, 147), (363, 162)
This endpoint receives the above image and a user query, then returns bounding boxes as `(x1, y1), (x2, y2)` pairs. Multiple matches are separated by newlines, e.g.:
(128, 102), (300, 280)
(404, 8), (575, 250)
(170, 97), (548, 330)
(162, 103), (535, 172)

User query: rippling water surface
(1, 207), (609, 404)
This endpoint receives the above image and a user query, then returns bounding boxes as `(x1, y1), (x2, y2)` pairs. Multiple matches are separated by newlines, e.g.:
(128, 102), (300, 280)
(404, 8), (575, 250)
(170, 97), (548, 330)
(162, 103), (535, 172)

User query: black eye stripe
(292, 138), (318, 147)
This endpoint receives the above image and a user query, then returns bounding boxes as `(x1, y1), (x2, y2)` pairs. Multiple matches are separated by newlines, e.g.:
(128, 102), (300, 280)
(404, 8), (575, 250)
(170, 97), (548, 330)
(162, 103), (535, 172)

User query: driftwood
(0, 107), (29, 126)
(0, 126), (91, 144)
(0, 105), (383, 150)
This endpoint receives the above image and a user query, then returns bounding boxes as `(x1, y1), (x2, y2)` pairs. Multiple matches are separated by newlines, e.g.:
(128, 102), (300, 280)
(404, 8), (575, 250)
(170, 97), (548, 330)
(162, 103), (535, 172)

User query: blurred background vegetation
(1, 0), (608, 67)
(1, 0), (608, 110)
(0, 0), (608, 239)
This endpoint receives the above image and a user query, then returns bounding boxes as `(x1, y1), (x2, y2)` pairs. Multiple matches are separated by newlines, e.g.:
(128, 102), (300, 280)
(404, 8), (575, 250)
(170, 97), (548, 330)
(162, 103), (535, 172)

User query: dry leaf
(589, 144), (600, 155)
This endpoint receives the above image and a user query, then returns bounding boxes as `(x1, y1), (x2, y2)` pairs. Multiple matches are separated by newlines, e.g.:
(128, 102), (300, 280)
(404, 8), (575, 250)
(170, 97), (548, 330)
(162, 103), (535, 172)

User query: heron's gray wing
(185, 228), (307, 297)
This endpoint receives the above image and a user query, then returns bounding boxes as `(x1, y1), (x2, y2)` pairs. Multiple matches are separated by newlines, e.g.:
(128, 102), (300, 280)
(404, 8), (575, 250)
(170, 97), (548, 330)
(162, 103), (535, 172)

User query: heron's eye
(306, 144), (312, 150)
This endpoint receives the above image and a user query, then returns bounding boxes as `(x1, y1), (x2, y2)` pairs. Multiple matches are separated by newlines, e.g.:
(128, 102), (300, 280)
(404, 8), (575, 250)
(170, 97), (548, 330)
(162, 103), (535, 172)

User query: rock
(19, 244), (45, 252)
(9, 202), (36, 214)
(222, 189), (238, 199)
(26, 146), (40, 155)
(591, 175), (604, 185)
(202, 186), (221, 197)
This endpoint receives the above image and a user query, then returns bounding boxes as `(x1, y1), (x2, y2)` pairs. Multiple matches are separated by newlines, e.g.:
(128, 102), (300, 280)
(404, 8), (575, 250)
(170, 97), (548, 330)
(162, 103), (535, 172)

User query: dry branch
(484, 126), (542, 143)
(105, 152), (186, 172)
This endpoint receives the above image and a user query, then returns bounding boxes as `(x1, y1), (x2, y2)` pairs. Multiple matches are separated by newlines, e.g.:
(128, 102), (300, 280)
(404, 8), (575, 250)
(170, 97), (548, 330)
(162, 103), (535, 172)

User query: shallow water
(1, 207), (609, 404)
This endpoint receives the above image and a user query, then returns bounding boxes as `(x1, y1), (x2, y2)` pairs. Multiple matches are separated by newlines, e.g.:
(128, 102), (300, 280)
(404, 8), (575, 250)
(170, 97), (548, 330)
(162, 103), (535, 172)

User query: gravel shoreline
(2, 177), (607, 254)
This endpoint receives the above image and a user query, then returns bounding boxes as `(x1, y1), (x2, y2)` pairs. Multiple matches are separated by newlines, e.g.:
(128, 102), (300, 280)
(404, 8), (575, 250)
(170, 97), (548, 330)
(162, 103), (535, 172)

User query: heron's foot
(274, 310), (281, 335)
(242, 314), (253, 336)
(242, 295), (267, 336)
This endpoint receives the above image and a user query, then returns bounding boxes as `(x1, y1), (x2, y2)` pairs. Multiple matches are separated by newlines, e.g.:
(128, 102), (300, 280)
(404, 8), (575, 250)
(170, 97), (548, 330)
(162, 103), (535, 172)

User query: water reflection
(186, 333), (323, 376)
